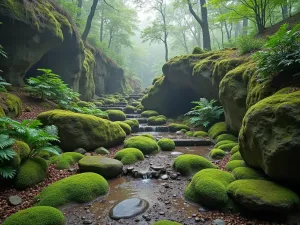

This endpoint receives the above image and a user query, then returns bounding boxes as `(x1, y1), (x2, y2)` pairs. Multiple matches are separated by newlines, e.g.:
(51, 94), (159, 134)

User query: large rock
(78, 156), (123, 178)
(239, 90), (300, 185)
(37, 110), (126, 151)
(0, 93), (22, 118)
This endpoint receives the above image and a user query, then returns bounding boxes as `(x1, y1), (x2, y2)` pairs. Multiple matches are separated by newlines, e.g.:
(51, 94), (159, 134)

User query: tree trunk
(281, 3), (288, 20)
(82, 0), (99, 42)
(164, 39), (169, 62)
(242, 18), (248, 35)
(76, 0), (83, 27)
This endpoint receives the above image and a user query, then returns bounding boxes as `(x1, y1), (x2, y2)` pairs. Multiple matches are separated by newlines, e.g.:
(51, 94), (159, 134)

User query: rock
(159, 211), (165, 215)
(109, 198), (149, 220)
(79, 156), (123, 179)
(127, 167), (134, 172)
(0, 93), (22, 118)
(212, 219), (226, 225)
(95, 147), (109, 155)
(142, 214), (152, 221)
(239, 91), (300, 185)
(150, 165), (165, 171)
(8, 195), (22, 206)
(161, 175), (169, 180)
(74, 148), (87, 154)
(114, 148), (144, 165)
(170, 173), (178, 180)
(83, 220), (93, 224)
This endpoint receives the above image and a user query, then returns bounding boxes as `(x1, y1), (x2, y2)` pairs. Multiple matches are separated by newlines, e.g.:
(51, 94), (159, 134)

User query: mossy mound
(0, 105), (6, 117)
(230, 145), (239, 155)
(0, 93), (22, 118)
(3, 141), (31, 169)
(50, 152), (84, 170)
(209, 149), (226, 159)
(208, 122), (227, 139)
(185, 169), (235, 209)
(106, 110), (126, 121)
(225, 160), (248, 171)
(141, 110), (159, 118)
(37, 110), (126, 151)
(148, 115), (167, 125)
(14, 158), (48, 189)
(230, 152), (243, 161)
(77, 101), (95, 108)
(216, 134), (237, 143)
(139, 134), (155, 140)
(124, 136), (159, 154)
(173, 154), (217, 176)
(193, 131), (208, 138)
(34, 173), (108, 207)
(180, 129), (187, 133)
(228, 180), (300, 213)
(124, 105), (135, 113)
(115, 121), (132, 135)
(232, 167), (265, 180)
(152, 220), (182, 225)
(124, 119), (139, 132)
(158, 138), (175, 151)
(186, 131), (194, 137)
(218, 142), (238, 152)
(78, 156), (123, 178)
(192, 47), (205, 54)
(2, 206), (65, 225)
(169, 123), (190, 132)
(104, 98), (118, 105)
(214, 140), (235, 148)
(114, 148), (144, 165)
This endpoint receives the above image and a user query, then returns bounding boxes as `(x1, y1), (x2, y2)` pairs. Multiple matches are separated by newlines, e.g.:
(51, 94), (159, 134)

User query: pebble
(170, 173), (178, 180)
(161, 174), (169, 180)
(83, 220), (92, 224)
(159, 211), (165, 215)
(8, 195), (22, 206)
(212, 219), (226, 225)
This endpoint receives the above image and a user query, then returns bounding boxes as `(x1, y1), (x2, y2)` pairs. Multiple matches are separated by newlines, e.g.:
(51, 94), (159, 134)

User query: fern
(0, 134), (15, 149)
(0, 76), (11, 92)
(0, 167), (16, 179)
(0, 148), (16, 161)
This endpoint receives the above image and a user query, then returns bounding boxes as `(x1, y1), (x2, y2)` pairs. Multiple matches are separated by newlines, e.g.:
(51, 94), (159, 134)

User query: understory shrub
(236, 35), (265, 55)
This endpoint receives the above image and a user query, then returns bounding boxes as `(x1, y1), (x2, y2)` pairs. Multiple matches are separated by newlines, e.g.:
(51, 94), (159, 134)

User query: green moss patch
(124, 105), (135, 113)
(139, 134), (155, 140)
(124, 119), (139, 132)
(193, 131), (208, 138)
(169, 123), (190, 132)
(218, 142), (238, 152)
(152, 220), (182, 225)
(215, 140), (235, 148)
(148, 115), (167, 125)
(106, 110), (126, 121)
(230, 152), (243, 161)
(114, 148), (144, 165)
(230, 145), (239, 155)
(114, 121), (131, 135)
(216, 134), (237, 143)
(50, 152), (84, 170)
(0, 93), (22, 118)
(124, 136), (159, 154)
(173, 154), (216, 176)
(209, 149), (226, 159)
(232, 167), (265, 180)
(186, 131), (194, 137)
(226, 160), (248, 171)
(141, 110), (159, 118)
(158, 138), (175, 151)
(208, 122), (227, 139)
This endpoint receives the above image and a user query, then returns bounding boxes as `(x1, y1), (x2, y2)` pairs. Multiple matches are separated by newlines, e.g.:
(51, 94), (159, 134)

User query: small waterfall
(138, 126), (169, 132)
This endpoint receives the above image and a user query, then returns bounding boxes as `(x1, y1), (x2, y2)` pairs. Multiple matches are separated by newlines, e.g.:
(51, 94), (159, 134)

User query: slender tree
(82, 0), (99, 42)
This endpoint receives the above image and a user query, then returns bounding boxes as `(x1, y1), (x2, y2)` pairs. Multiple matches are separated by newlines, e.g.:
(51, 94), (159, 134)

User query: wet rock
(213, 219), (226, 225)
(170, 173), (178, 180)
(150, 165), (165, 171)
(127, 166), (134, 172)
(83, 220), (93, 224)
(161, 175), (169, 180)
(151, 171), (160, 179)
(195, 217), (201, 222)
(145, 155), (149, 158)
(74, 148), (87, 154)
(159, 211), (165, 215)
(109, 198), (149, 220)
(68, 168), (76, 172)
(94, 147), (109, 155)
(198, 207), (208, 212)
(8, 195), (22, 206)
(142, 214), (152, 221)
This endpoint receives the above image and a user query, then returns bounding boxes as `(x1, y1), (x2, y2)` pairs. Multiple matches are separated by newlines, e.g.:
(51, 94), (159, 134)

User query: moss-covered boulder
(34, 173), (108, 207)
(106, 110), (126, 121)
(0, 93), (22, 118)
(114, 148), (144, 165)
(14, 158), (48, 189)
(2, 206), (65, 225)
(50, 152), (84, 170)
(208, 122), (227, 139)
(124, 105), (135, 113)
(193, 131), (208, 138)
(114, 121), (131, 135)
(214, 140), (235, 148)
(124, 136), (159, 154)
(185, 169), (235, 209)
(232, 167), (265, 180)
(173, 154), (217, 176)
(148, 115), (167, 125)
(192, 47), (204, 54)
(216, 134), (237, 143)
(139, 134), (155, 140)
(158, 138), (175, 151)
(230, 152), (242, 161)
(230, 145), (239, 155)
(78, 156), (123, 179)
(37, 110), (126, 151)
(141, 110), (159, 118)
(169, 123), (190, 132)
(185, 131), (194, 137)
(227, 180), (300, 213)
(239, 91), (300, 185)
(209, 149), (226, 159)
(153, 220), (182, 225)
(124, 119), (139, 133)
(225, 160), (248, 172)
(218, 142), (238, 152)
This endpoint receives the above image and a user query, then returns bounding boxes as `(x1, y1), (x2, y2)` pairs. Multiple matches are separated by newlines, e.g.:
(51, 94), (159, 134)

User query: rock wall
(0, 0), (125, 100)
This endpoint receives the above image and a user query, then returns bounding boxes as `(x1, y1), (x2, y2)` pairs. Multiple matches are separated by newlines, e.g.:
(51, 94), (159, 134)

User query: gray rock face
(8, 195), (22, 206)
(109, 198), (149, 220)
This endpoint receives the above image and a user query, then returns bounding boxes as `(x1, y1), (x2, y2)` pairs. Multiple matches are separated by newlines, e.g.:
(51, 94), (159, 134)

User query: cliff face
(0, 0), (125, 100)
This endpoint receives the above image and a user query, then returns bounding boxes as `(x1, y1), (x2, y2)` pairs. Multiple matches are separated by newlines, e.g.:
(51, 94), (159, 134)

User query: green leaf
(0, 167), (17, 179)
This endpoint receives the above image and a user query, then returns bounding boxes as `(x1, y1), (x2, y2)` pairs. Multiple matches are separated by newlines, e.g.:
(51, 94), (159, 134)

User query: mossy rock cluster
(158, 138), (175, 151)
(173, 154), (216, 176)
(124, 136), (159, 154)
(184, 169), (235, 209)
(185, 131), (194, 137)
(50, 152), (84, 170)
(148, 115), (167, 125)
(34, 173), (108, 207)
(114, 148), (144, 165)
(208, 122), (227, 139)
(124, 119), (139, 133)
(2, 206), (65, 225)
(192, 47), (205, 54)
(230, 145), (239, 155)
(209, 149), (226, 159)
(37, 110), (126, 151)
(0, 93), (22, 118)
(169, 123), (190, 132)
(139, 134), (155, 140)
(114, 121), (132, 135)
(141, 110), (159, 118)
(106, 110), (126, 121)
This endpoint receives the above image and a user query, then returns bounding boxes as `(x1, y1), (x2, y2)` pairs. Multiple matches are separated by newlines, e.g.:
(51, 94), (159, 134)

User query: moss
(184, 169), (235, 209)
(13, 141), (30, 162)
(209, 149), (226, 159)
(148, 115), (167, 125)
(34, 172), (108, 207)
(2, 206), (65, 225)
(114, 121), (131, 135)
(230, 145), (239, 155)
(38, 110), (126, 151)
(214, 140), (236, 148)
(230, 152), (242, 161)
(216, 134), (237, 143)
(0, 93), (22, 118)
(186, 131), (194, 137)
(218, 142), (238, 152)
(141, 110), (159, 118)
(192, 47), (204, 54)
(124, 105), (135, 114)
(152, 75), (164, 85)
(104, 98), (118, 105)
(208, 122), (227, 139)
(0, 105), (5, 117)
(50, 152), (84, 170)
(158, 138), (175, 151)
(114, 148), (144, 165)
(173, 154), (217, 176)
(169, 123), (190, 132)
(232, 167), (265, 180)
(180, 129), (187, 133)
(124, 136), (159, 154)
(77, 101), (95, 108)
(227, 180), (300, 212)
(193, 131), (208, 138)
(225, 160), (248, 172)
(15, 158), (48, 189)
(106, 110), (126, 121)
(152, 220), (182, 225)
(139, 134), (155, 140)
(124, 119), (139, 132)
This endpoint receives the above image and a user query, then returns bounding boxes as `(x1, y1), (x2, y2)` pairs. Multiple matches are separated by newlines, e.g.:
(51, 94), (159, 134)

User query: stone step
(172, 139), (212, 146)
(128, 118), (147, 124)
(138, 126), (169, 132)
(126, 114), (142, 118)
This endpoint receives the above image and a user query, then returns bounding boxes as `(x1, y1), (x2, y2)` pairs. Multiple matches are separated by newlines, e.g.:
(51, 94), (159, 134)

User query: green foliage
(0, 134), (16, 179)
(185, 98), (223, 128)
(114, 148), (144, 165)
(25, 69), (80, 108)
(158, 138), (176, 151)
(0, 76), (11, 92)
(254, 24), (300, 81)
(67, 103), (108, 118)
(236, 35), (265, 55)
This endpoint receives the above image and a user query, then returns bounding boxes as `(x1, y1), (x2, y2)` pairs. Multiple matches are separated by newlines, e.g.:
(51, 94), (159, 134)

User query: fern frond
(0, 135), (15, 149)
(0, 167), (17, 179)
(0, 148), (16, 161)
